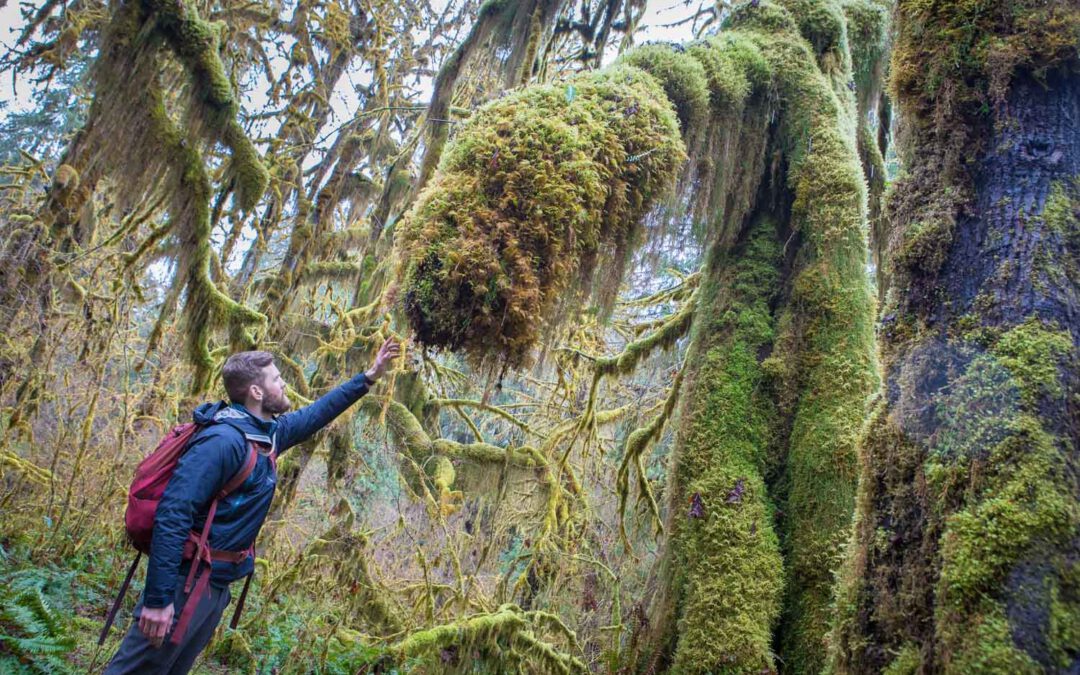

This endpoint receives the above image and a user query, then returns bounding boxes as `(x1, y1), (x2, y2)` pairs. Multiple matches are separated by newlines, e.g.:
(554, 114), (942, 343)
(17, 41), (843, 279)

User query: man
(105, 337), (401, 674)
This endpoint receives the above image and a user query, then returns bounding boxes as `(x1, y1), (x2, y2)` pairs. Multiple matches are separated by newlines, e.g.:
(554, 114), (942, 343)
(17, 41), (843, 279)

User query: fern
(0, 586), (75, 674)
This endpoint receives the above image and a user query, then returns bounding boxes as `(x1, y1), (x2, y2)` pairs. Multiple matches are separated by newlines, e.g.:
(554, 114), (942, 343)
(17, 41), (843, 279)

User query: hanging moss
(147, 0), (269, 211)
(396, 65), (684, 366)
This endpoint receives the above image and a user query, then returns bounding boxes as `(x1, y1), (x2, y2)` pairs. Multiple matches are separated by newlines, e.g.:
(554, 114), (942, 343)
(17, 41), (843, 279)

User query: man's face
(255, 364), (291, 415)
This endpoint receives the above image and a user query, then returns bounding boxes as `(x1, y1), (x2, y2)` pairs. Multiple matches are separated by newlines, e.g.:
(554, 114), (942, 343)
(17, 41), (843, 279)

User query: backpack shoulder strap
(216, 443), (258, 500)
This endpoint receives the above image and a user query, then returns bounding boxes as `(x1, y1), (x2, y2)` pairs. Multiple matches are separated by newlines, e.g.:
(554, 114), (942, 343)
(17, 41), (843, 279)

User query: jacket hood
(192, 401), (276, 441)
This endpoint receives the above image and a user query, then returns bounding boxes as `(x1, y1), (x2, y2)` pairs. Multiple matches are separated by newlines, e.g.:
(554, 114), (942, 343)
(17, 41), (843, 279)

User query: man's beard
(263, 391), (292, 415)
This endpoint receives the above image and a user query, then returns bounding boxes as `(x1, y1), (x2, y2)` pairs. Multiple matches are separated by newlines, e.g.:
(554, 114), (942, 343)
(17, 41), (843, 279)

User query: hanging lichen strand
(395, 64), (685, 367)
(829, 0), (1080, 672)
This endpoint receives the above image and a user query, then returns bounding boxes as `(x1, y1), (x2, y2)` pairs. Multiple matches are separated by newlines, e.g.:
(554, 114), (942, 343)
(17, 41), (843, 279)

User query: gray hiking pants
(103, 577), (232, 675)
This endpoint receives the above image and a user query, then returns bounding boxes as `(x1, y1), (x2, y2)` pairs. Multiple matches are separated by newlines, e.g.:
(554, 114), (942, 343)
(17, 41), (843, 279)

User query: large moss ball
(396, 65), (685, 366)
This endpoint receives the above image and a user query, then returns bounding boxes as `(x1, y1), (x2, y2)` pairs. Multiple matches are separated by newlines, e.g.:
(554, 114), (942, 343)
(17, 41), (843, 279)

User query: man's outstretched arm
(276, 338), (400, 452)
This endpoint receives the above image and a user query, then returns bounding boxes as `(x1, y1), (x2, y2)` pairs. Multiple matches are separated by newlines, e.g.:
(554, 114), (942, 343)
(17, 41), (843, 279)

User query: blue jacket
(143, 373), (373, 608)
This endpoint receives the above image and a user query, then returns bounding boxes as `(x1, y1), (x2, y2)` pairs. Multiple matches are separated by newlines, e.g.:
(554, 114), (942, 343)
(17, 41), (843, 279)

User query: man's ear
(249, 383), (264, 402)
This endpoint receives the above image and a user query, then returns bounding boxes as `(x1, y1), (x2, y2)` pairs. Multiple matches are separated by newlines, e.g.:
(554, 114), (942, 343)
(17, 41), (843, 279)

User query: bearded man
(105, 338), (400, 674)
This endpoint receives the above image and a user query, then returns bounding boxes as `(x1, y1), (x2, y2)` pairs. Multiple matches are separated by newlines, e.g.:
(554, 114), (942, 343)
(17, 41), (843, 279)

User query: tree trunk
(830, 0), (1080, 669)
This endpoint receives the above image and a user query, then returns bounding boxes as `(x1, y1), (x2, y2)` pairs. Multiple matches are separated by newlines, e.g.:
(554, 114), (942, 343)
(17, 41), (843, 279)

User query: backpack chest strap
(174, 442), (259, 645)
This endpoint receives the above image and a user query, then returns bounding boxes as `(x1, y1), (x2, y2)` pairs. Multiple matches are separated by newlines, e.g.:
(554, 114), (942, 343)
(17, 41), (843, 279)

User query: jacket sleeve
(276, 373), (371, 453)
(143, 430), (245, 608)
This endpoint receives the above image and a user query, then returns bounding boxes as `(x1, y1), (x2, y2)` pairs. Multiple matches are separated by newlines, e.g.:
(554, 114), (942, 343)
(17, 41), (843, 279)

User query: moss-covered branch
(391, 603), (586, 673)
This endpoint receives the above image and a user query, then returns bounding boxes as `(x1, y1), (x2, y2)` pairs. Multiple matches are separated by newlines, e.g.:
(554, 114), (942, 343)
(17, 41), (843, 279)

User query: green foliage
(0, 573), (76, 674)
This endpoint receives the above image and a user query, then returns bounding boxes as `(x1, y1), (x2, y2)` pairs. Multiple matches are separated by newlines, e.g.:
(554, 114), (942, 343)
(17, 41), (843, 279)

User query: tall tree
(829, 0), (1080, 672)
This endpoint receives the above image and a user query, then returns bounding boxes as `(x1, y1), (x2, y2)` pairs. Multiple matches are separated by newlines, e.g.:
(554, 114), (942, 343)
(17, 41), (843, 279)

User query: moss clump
(688, 33), (772, 113)
(618, 44), (711, 138)
(779, 0), (849, 63)
(893, 216), (953, 274)
(664, 218), (785, 673)
(392, 603), (586, 674)
(882, 643), (922, 675)
(1042, 179), (1080, 256)
(991, 317), (1073, 405)
(397, 65), (684, 366)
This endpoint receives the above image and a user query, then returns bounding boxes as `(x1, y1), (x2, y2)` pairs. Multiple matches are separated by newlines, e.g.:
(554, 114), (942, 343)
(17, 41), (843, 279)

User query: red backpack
(98, 422), (260, 646)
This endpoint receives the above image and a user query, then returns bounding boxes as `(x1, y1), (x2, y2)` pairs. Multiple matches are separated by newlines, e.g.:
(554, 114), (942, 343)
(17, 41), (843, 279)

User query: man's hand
(138, 602), (175, 648)
(365, 337), (402, 382)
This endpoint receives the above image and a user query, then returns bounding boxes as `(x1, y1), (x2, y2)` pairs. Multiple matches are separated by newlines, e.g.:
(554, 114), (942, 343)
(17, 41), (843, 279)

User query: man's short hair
(222, 351), (275, 404)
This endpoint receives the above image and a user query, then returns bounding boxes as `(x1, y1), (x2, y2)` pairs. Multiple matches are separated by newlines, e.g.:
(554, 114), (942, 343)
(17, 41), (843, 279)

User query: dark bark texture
(832, 58), (1080, 675)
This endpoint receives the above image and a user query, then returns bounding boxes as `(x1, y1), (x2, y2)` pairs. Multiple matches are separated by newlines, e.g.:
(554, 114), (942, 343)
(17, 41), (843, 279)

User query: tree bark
(831, 48), (1080, 675)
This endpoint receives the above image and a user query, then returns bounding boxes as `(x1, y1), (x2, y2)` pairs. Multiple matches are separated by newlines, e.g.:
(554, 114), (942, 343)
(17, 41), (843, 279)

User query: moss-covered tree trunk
(830, 0), (1080, 671)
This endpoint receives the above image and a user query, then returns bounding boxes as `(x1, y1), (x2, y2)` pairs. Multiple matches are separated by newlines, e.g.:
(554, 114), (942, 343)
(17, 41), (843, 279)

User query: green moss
(618, 44), (711, 138)
(740, 15), (877, 672)
(392, 603), (586, 673)
(945, 607), (1042, 674)
(724, 0), (801, 37)
(925, 319), (1078, 670)
(1048, 559), (1080, 669)
(882, 643), (921, 675)
(843, 0), (890, 92)
(687, 33), (772, 112)
(665, 218), (785, 673)
(990, 318), (1072, 405)
(397, 64), (684, 366)
(1042, 179), (1080, 261)
(779, 0), (848, 62)
(895, 217), (954, 275)
(892, 0), (1080, 111)
(148, 0), (269, 211)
